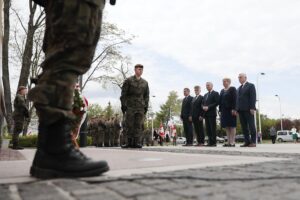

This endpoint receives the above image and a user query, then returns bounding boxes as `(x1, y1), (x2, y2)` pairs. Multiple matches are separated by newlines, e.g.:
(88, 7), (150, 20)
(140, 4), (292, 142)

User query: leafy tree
(87, 104), (104, 119)
(155, 91), (182, 128)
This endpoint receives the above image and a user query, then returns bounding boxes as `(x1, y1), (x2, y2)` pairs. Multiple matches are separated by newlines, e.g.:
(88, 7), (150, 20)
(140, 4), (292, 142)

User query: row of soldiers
(88, 114), (122, 147)
(88, 114), (153, 147)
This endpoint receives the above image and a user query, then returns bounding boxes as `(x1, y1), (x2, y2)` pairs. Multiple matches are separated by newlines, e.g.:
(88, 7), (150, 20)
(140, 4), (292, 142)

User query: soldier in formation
(12, 86), (29, 150)
(120, 64), (150, 148)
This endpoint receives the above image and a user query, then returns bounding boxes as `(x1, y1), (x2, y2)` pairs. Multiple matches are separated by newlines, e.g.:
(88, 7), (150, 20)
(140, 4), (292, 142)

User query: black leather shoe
(121, 138), (133, 148)
(240, 143), (250, 147)
(132, 138), (142, 148)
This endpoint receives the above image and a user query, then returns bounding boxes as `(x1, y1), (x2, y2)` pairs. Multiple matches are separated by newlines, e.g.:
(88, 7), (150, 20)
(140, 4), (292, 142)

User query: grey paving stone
(102, 181), (157, 197)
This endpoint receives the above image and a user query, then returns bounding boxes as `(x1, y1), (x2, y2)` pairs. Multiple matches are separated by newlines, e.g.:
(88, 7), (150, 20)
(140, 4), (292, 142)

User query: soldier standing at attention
(27, 0), (114, 179)
(113, 114), (122, 147)
(12, 86), (29, 150)
(120, 64), (149, 148)
(97, 115), (106, 147)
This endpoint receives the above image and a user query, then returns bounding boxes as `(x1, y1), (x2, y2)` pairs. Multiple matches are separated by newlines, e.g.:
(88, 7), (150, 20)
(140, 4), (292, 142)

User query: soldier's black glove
(121, 106), (127, 114)
(144, 107), (148, 114)
(110, 0), (116, 5)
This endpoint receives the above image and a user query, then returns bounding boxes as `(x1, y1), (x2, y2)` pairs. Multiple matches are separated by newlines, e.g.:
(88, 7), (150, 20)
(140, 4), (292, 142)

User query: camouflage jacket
(120, 76), (149, 111)
(13, 94), (29, 120)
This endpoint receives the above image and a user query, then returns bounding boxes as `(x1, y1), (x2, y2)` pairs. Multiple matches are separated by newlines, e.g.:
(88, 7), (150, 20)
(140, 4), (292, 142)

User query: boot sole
(30, 165), (109, 179)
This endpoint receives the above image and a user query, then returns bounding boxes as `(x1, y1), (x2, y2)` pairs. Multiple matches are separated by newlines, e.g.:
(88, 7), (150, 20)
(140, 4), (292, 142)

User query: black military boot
(132, 137), (142, 148)
(121, 138), (133, 148)
(12, 142), (24, 150)
(30, 120), (109, 179)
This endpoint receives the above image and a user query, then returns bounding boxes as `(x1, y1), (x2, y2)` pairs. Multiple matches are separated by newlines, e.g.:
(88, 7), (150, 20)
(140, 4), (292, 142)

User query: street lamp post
(256, 72), (265, 143)
(275, 95), (283, 130)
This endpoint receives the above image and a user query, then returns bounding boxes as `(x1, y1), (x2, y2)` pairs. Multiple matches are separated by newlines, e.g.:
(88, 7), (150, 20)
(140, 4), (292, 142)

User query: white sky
(12, 0), (300, 119)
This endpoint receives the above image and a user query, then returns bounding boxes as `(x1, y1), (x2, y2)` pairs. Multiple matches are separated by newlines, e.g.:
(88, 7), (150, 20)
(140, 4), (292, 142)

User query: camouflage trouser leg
(28, 0), (105, 125)
(114, 131), (120, 146)
(97, 133), (104, 147)
(126, 111), (145, 141)
(104, 131), (110, 147)
(109, 131), (115, 147)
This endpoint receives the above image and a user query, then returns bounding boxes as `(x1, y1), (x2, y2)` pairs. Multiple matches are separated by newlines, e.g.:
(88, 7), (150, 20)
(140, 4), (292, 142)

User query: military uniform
(96, 116), (106, 147)
(142, 128), (152, 146)
(104, 119), (111, 147)
(120, 75), (149, 147)
(28, 0), (109, 179)
(113, 117), (121, 146)
(12, 94), (29, 149)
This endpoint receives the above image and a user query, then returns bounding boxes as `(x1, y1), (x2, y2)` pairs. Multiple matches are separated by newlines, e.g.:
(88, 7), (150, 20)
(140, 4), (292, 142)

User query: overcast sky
(12, 0), (300, 119)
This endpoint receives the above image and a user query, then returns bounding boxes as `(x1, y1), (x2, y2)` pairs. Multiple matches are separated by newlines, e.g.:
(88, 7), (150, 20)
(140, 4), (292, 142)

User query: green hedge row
(3, 135), (93, 148)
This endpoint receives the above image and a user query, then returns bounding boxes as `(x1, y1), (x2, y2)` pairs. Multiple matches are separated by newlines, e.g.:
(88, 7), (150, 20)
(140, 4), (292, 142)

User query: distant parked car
(276, 130), (300, 142)
(177, 137), (186, 144)
(204, 136), (225, 144)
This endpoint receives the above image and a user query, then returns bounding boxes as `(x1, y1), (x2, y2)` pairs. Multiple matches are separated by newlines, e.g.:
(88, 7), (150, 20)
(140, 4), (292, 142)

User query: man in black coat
(191, 86), (205, 146)
(180, 88), (193, 146)
(236, 73), (257, 147)
(202, 82), (219, 146)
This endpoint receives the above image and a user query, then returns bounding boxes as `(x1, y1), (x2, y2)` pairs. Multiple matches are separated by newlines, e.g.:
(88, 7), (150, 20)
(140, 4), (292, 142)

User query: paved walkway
(1, 144), (300, 200)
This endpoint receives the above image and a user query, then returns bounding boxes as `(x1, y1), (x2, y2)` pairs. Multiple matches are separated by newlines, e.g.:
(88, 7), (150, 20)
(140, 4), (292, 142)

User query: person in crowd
(180, 88), (193, 146)
(191, 85), (205, 146)
(269, 126), (277, 144)
(219, 78), (237, 147)
(236, 73), (257, 147)
(12, 86), (29, 150)
(291, 126), (298, 143)
(202, 82), (219, 147)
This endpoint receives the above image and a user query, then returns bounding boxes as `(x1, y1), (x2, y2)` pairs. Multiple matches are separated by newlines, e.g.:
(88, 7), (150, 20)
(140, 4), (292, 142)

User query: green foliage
(155, 91), (182, 126)
(104, 102), (114, 119)
(88, 104), (104, 118)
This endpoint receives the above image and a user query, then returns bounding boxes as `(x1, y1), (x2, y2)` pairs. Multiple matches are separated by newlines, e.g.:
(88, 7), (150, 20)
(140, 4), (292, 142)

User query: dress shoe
(240, 143), (250, 147)
(248, 143), (256, 147)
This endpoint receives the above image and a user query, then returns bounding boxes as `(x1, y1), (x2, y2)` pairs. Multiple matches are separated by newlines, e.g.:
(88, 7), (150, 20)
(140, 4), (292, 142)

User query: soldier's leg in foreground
(28, 0), (108, 179)
(132, 112), (144, 148)
(12, 121), (24, 150)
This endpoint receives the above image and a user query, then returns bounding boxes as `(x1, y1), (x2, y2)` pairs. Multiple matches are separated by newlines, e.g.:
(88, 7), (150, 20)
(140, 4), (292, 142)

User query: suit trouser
(239, 111), (256, 144)
(183, 119), (193, 144)
(192, 118), (205, 144)
(204, 116), (216, 145)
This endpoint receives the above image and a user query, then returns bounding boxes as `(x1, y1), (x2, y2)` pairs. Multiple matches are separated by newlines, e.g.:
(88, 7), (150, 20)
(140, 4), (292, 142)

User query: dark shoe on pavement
(132, 138), (142, 148)
(223, 143), (230, 147)
(248, 143), (256, 147)
(121, 138), (133, 148)
(195, 143), (205, 147)
(229, 144), (236, 147)
(30, 121), (109, 179)
(240, 143), (250, 147)
(205, 144), (217, 147)
(183, 143), (193, 147)
(11, 146), (24, 150)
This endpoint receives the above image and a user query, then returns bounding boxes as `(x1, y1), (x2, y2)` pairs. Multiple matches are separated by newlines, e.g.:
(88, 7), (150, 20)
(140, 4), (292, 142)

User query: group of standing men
(88, 115), (121, 147)
(181, 73), (257, 147)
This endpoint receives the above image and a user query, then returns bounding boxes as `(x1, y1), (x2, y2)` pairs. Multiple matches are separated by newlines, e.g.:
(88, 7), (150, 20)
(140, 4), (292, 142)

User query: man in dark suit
(236, 73), (257, 147)
(202, 82), (219, 146)
(191, 86), (205, 146)
(180, 88), (193, 146)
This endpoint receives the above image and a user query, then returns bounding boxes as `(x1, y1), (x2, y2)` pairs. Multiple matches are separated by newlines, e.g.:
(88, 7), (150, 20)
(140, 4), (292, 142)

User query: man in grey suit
(236, 73), (257, 147)
(180, 88), (193, 146)
(191, 86), (205, 146)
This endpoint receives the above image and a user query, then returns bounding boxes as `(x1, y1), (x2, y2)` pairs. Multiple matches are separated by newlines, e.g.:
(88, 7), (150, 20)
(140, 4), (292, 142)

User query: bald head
(238, 73), (247, 84)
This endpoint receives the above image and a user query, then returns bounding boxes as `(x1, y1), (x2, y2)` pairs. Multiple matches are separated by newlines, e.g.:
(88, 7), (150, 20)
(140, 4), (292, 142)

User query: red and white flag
(159, 123), (165, 138)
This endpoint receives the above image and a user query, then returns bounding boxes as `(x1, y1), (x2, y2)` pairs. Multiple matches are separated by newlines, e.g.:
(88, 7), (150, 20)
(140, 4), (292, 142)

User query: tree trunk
(2, 0), (13, 133)
(17, 4), (37, 89)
